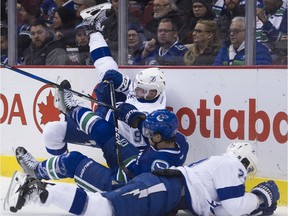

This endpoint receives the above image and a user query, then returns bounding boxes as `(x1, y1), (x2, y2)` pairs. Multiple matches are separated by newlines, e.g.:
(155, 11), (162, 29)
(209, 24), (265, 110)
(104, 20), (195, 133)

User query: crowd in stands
(0, 0), (287, 66)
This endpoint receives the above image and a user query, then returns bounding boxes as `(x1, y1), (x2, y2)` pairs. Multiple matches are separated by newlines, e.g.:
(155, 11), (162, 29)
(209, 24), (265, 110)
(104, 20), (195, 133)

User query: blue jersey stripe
(90, 47), (112, 62)
(217, 184), (245, 201)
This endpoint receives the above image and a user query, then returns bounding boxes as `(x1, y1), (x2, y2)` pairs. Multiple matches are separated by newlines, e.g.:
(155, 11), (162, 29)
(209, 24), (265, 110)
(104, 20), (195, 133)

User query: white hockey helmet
(226, 142), (258, 178)
(134, 68), (166, 99)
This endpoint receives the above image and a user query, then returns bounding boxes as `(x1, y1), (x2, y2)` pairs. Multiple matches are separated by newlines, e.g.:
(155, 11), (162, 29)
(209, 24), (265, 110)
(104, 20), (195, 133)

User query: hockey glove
(251, 180), (280, 209)
(94, 82), (127, 106)
(250, 202), (277, 215)
(116, 103), (146, 128)
(102, 70), (131, 93)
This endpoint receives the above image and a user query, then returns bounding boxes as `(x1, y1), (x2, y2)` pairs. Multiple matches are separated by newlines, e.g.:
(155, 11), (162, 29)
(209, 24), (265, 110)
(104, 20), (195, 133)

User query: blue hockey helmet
(142, 109), (178, 140)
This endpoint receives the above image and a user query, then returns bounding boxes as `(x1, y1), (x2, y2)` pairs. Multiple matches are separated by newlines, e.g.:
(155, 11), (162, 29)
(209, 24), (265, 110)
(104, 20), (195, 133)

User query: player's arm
(102, 69), (131, 94)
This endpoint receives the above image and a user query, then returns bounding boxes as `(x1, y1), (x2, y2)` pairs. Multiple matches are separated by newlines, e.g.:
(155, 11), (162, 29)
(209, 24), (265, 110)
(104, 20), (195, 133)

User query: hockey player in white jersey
(43, 3), (167, 155)
(6, 142), (280, 215)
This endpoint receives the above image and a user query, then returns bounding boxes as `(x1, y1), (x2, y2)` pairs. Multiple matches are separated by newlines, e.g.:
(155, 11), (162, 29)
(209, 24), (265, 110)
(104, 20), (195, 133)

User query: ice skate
(3, 171), (48, 212)
(80, 2), (111, 34)
(15, 146), (39, 178)
(55, 79), (78, 114)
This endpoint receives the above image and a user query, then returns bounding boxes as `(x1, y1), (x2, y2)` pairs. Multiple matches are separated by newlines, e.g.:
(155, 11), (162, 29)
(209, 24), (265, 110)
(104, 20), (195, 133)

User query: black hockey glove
(116, 103), (146, 128)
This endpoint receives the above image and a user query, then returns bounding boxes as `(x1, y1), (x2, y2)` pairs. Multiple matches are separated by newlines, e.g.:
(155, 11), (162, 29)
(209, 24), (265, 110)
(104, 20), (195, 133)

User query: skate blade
(3, 171), (27, 212)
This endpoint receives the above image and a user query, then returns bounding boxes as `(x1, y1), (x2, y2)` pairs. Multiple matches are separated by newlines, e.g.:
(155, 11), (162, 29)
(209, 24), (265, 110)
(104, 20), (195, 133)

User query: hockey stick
(108, 81), (134, 179)
(0, 63), (116, 110)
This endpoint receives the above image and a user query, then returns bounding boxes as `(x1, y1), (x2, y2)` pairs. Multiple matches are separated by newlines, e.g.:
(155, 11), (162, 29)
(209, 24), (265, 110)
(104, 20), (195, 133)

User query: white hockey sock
(89, 32), (118, 80)
(44, 184), (87, 215)
(44, 184), (114, 216)
(43, 122), (67, 154)
(84, 192), (114, 216)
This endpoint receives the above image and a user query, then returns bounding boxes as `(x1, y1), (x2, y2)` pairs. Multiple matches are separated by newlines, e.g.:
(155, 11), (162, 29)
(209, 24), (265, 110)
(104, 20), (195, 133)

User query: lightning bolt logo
(122, 183), (166, 198)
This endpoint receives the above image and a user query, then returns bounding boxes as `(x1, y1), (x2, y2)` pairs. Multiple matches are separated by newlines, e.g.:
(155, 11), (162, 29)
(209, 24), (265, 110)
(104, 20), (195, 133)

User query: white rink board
(0, 67), (287, 179)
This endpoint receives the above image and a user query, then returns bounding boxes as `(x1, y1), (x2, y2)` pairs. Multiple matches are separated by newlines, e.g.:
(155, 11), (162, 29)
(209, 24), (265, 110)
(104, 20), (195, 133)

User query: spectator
(40, 0), (58, 23)
(256, 0), (287, 64)
(184, 20), (221, 65)
(214, 16), (272, 65)
(18, 25), (32, 64)
(52, 6), (77, 47)
(216, 0), (245, 44)
(135, 18), (188, 65)
(143, 0), (188, 42)
(101, 0), (146, 62)
(257, 0), (287, 43)
(20, 0), (43, 23)
(174, 0), (193, 22)
(23, 19), (68, 65)
(127, 24), (146, 65)
(182, 0), (216, 44)
(0, 23), (30, 65)
(0, 26), (8, 64)
(66, 23), (92, 65)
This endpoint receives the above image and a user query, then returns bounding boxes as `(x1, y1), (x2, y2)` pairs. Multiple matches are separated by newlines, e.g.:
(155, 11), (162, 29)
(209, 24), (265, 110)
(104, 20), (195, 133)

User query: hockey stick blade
(0, 63), (116, 110)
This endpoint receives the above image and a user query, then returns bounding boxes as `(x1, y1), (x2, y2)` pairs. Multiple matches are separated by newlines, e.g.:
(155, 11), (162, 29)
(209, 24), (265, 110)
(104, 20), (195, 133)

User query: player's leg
(89, 31), (119, 80)
(16, 146), (119, 192)
(58, 80), (139, 170)
(102, 172), (184, 216)
(16, 147), (86, 179)
(6, 173), (114, 215)
(43, 119), (97, 156)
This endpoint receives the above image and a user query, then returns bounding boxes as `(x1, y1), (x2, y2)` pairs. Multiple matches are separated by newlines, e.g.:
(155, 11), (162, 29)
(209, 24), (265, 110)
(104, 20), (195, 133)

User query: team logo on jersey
(238, 168), (245, 183)
(122, 183), (166, 198)
(151, 160), (169, 171)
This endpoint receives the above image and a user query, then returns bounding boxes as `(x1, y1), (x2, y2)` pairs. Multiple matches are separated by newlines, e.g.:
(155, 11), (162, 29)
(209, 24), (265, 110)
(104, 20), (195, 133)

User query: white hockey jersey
(90, 32), (167, 148)
(176, 154), (260, 215)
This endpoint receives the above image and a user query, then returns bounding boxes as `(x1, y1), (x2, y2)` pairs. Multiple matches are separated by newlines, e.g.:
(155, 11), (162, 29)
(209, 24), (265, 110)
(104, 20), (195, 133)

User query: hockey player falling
(3, 2), (280, 216)
(5, 142), (280, 215)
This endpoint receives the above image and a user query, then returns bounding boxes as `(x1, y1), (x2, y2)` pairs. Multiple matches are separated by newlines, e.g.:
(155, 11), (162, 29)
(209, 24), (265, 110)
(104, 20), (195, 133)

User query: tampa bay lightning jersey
(89, 32), (167, 149)
(118, 88), (166, 149)
(175, 154), (259, 215)
(129, 132), (189, 176)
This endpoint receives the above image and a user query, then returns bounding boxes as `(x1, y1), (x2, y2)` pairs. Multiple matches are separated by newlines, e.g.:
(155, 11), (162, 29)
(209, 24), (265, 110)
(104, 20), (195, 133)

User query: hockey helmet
(142, 109), (178, 140)
(134, 68), (165, 99)
(226, 142), (258, 178)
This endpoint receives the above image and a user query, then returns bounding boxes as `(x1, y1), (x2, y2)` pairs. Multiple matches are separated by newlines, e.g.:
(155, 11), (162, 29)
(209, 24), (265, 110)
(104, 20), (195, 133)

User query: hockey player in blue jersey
(15, 79), (189, 193)
(43, 3), (167, 155)
(7, 142), (279, 215)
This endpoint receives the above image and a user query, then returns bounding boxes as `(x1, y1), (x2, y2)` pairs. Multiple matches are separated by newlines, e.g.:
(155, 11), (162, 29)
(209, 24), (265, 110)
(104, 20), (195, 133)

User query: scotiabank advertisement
(0, 67), (287, 180)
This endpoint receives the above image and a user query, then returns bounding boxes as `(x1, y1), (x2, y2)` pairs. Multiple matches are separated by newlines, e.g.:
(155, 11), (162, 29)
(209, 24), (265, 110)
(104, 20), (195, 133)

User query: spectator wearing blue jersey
(15, 92), (189, 193)
(257, 0), (287, 43)
(256, 0), (287, 64)
(214, 16), (272, 65)
(11, 142), (280, 216)
(135, 18), (188, 65)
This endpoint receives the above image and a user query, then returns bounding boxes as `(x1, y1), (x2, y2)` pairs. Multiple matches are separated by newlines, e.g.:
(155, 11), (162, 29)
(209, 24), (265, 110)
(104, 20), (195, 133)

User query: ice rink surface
(1, 176), (287, 216)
